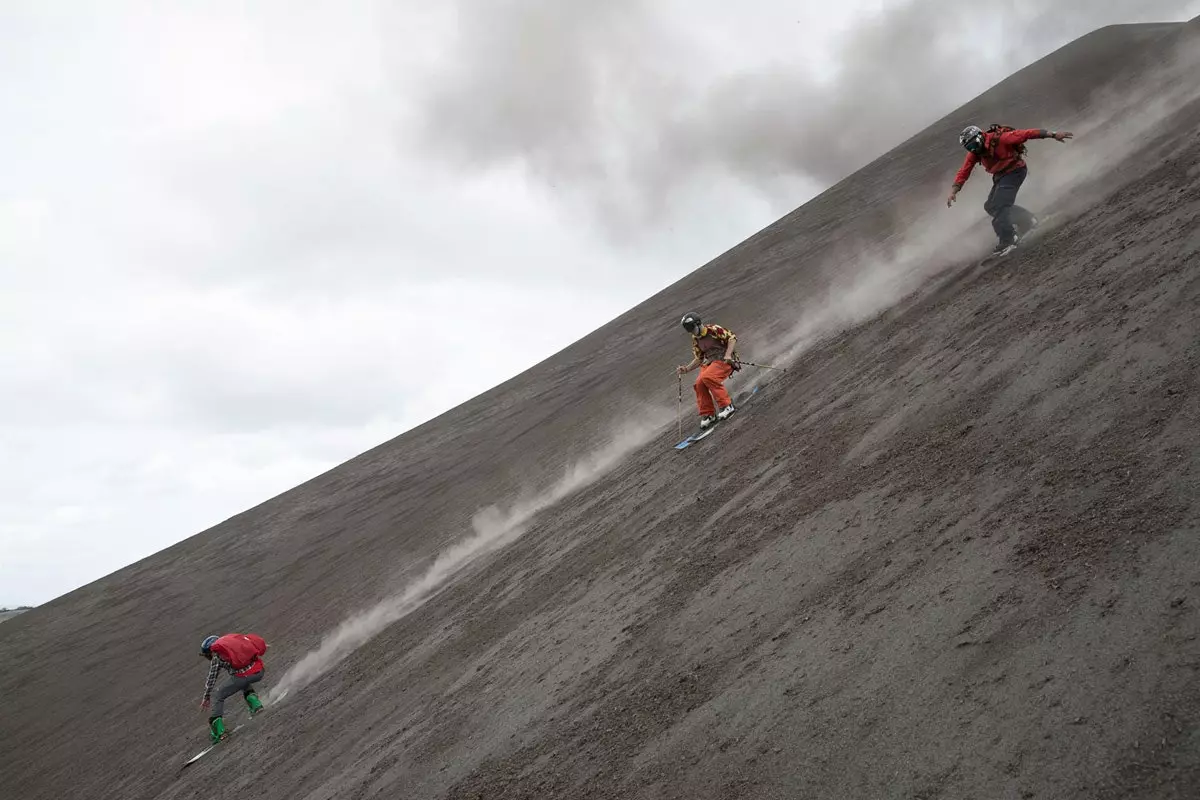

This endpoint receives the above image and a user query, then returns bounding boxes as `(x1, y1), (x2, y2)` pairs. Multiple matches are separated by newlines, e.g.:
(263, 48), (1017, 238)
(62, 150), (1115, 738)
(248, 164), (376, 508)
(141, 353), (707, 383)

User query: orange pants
(694, 360), (733, 416)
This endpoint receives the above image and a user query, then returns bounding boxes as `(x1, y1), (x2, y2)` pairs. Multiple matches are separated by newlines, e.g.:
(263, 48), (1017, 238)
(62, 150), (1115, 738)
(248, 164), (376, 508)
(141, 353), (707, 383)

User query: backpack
(213, 633), (269, 671)
(243, 633), (268, 658)
(984, 124), (1026, 157)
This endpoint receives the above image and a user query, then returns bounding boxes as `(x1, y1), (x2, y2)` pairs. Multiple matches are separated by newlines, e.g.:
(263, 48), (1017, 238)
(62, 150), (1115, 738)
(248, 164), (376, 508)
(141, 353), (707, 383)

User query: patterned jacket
(202, 655), (233, 700)
(691, 324), (737, 363)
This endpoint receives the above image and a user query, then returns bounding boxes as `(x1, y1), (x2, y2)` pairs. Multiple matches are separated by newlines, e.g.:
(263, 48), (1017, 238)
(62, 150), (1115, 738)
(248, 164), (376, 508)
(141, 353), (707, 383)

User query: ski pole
(733, 359), (787, 371)
(676, 373), (683, 440)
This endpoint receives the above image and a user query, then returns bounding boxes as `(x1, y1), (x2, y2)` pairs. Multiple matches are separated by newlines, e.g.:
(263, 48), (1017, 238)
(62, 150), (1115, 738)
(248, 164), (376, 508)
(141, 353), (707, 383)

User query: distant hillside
(0, 607), (33, 624)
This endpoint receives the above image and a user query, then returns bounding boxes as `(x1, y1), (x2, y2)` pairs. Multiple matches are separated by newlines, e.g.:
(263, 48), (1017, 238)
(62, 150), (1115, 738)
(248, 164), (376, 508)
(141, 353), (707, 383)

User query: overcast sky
(3, 0), (1197, 607)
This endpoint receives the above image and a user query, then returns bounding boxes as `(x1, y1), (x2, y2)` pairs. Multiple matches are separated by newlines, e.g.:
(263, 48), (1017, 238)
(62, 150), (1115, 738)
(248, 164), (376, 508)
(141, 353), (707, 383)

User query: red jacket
(953, 128), (1049, 188)
(211, 633), (267, 676)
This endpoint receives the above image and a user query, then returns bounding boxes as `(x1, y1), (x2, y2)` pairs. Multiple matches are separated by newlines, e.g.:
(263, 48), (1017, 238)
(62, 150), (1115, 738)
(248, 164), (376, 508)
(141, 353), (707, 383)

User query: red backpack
(211, 633), (268, 672)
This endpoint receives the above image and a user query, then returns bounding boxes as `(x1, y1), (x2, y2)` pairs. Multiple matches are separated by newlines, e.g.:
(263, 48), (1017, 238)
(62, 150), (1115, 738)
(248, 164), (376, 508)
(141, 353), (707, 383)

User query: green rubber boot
(209, 716), (227, 743)
(245, 692), (264, 716)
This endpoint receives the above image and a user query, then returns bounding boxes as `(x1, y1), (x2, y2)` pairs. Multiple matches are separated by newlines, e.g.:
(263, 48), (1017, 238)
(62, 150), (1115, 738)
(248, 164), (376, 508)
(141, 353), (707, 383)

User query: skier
(946, 124), (1073, 256)
(676, 312), (739, 429)
(199, 633), (268, 743)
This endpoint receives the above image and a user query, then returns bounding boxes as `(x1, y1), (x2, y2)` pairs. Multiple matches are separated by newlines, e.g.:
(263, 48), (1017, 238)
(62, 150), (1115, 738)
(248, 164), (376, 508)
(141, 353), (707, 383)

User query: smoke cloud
(412, 0), (1196, 236)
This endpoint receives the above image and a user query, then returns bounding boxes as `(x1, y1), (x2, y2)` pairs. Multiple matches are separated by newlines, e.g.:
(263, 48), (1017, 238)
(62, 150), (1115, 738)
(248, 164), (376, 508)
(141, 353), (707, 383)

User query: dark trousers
(984, 167), (1037, 244)
(209, 668), (264, 719)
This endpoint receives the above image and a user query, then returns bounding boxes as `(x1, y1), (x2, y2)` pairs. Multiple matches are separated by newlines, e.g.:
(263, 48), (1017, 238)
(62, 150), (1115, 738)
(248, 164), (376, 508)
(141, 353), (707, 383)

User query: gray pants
(210, 669), (264, 719)
(985, 167), (1038, 245)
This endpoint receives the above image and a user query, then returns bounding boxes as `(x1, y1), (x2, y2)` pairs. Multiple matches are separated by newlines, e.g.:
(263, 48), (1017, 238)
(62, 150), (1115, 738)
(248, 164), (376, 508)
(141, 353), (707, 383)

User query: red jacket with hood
(953, 128), (1051, 188)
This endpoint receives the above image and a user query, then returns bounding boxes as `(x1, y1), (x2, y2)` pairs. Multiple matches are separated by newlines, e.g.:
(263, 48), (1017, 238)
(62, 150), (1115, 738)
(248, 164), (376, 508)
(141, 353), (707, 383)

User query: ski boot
(991, 235), (1019, 258)
(699, 414), (716, 430)
(245, 692), (264, 716)
(209, 716), (228, 743)
(716, 404), (737, 421)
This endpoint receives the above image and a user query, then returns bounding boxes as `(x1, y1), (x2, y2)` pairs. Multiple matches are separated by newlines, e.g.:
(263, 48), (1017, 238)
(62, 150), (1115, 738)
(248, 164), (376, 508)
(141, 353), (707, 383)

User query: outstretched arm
(1007, 128), (1074, 145)
(948, 153), (978, 206)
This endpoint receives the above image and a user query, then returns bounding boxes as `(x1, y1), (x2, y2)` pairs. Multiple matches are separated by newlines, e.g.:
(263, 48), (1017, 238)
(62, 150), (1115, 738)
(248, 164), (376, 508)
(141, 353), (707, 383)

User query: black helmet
(959, 125), (985, 154)
(200, 634), (219, 657)
(680, 312), (702, 334)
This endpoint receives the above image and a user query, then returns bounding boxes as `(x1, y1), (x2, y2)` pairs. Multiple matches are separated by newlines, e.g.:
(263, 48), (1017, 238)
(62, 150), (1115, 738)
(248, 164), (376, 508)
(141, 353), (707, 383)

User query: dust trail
(1034, 33), (1200, 207)
(267, 410), (671, 701)
(750, 28), (1200, 370)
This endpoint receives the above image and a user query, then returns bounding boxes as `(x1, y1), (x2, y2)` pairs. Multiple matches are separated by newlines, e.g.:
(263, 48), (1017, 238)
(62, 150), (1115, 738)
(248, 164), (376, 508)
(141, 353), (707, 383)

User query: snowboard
(181, 688), (286, 769)
(674, 385), (760, 450)
(182, 723), (246, 768)
(976, 212), (1058, 266)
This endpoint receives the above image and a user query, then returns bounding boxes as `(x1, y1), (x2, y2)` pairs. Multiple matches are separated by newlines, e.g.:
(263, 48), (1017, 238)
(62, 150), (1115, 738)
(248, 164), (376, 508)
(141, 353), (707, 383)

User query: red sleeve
(1001, 128), (1047, 146)
(953, 152), (978, 188)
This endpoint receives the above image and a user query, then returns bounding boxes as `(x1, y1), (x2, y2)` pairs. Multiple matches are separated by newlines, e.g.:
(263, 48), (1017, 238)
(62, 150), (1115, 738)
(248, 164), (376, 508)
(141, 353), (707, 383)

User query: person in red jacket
(947, 124), (1073, 256)
(676, 312), (739, 428)
(199, 633), (268, 742)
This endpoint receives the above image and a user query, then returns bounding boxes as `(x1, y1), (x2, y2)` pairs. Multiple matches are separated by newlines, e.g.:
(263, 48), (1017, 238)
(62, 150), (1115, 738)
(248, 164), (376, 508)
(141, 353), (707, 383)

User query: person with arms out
(676, 312), (739, 429)
(947, 124), (1073, 256)
(199, 632), (268, 743)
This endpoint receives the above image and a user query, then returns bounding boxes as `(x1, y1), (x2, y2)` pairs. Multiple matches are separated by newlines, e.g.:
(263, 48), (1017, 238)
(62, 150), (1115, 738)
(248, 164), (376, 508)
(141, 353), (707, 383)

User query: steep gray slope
(2, 18), (1198, 800)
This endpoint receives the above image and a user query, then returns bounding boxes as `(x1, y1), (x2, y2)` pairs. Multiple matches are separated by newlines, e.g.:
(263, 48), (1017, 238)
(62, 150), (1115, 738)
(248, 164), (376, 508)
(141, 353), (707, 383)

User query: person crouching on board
(946, 123), (1073, 256)
(676, 312), (739, 429)
(199, 633), (268, 742)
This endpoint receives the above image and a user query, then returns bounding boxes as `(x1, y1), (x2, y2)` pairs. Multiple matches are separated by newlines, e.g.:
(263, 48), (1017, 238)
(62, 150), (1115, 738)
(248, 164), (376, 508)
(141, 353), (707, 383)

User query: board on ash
(181, 688), (289, 768)
(674, 385), (760, 450)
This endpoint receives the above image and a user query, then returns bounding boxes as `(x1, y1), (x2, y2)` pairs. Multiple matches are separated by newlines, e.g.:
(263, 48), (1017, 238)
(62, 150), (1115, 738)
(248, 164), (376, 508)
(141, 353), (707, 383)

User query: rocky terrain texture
(2, 17), (1199, 800)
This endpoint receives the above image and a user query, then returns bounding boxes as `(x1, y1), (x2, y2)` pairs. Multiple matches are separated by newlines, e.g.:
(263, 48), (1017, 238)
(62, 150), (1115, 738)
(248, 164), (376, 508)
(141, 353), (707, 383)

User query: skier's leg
(1011, 204), (1037, 232)
(990, 168), (1027, 245)
(239, 670), (264, 698)
(210, 677), (242, 720)
(240, 670), (265, 713)
(984, 181), (1002, 239)
(694, 371), (716, 417)
(699, 361), (734, 411)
